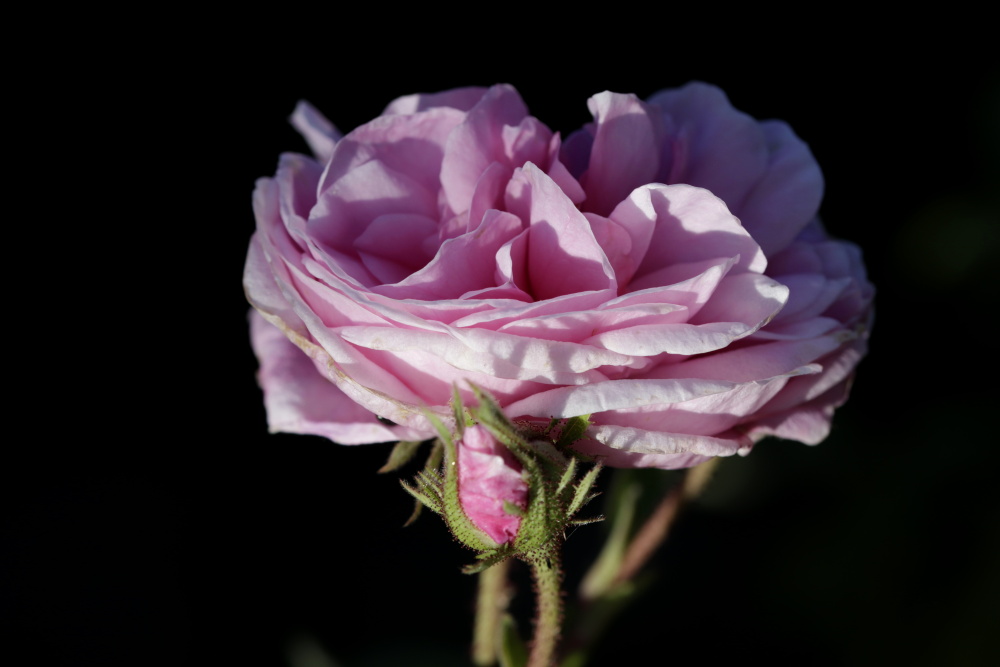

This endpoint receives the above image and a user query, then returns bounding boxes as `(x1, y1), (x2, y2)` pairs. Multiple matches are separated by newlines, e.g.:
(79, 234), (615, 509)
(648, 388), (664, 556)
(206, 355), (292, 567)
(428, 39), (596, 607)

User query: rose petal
(372, 210), (525, 300)
(580, 91), (662, 216)
(250, 311), (413, 444)
(504, 377), (738, 420)
(648, 82), (767, 212)
(318, 107), (465, 196)
(736, 120), (824, 256)
(383, 87), (489, 115)
(440, 85), (540, 216)
(625, 184), (767, 281)
(573, 424), (744, 468)
(310, 159), (438, 252)
(290, 100), (342, 164)
(504, 164), (617, 300)
(339, 325), (635, 382)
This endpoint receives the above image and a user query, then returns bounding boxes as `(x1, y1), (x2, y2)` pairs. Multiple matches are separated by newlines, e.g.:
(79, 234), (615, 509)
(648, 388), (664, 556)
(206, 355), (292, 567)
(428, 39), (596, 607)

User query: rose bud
(457, 424), (528, 546)
(401, 388), (602, 571)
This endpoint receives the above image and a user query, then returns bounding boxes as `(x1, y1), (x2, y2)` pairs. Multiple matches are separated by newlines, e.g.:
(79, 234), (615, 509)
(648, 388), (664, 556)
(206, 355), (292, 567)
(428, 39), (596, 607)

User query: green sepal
(568, 462), (603, 517)
(378, 440), (424, 473)
(399, 479), (442, 516)
(503, 500), (525, 517)
(498, 613), (528, 667)
(556, 414), (591, 449)
(462, 545), (516, 574)
(439, 413), (502, 554)
(400, 440), (447, 525)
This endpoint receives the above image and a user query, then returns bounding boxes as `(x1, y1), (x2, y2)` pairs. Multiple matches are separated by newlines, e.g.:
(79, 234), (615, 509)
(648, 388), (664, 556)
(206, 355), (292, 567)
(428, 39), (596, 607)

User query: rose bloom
(246, 83), (873, 469)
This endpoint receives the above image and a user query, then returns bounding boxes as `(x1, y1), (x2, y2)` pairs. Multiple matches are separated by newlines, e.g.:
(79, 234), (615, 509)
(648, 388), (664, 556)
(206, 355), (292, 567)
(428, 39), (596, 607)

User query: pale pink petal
(452, 288), (620, 330)
(626, 184), (767, 281)
(502, 115), (552, 168)
(585, 212), (637, 287)
(258, 266), (438, 432)
(573, 424), (745, 467)
(504, 378), (738, 421)
(559, 125), (594, 178)
(440, 85), (537, 216)
(649, 336), (842, 383)
(309, 159), (437, 252)
(579, 92), (663, 216)
(504, 164), (617, 300)
(318, 107), (465, 196)
(746, 376), (854, 445)
(750, 335), (867, 417)
(244, 233), (308, 335)
(598, 368), (818, 436)
(545, 133), (586, 204)
(276, 153), (323, 243)
(338, 325), (635, 383)
(467, 162), (513, 232)
(751, 317), (842, 341)
(250, 311), (407, 444)
(617, 257), (736, 317)
(648, 82), (767, 212)
(383, 87), (489, 115)
(372, 210), (524, 300)
(353, 213), (439, 284)
(688, 272), (788, 328)
(497, 302), (688, 343)
(302, 252), (524, 325)
(341, 345), (557, 407)
(766, 274), (852, 325)
(290, 100), (342, 163)
(736, 121), (824, 256)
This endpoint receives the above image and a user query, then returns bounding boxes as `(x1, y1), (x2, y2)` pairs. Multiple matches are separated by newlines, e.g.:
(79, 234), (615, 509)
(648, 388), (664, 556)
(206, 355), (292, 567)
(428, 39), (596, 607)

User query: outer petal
(290, 100), (342, 164)
(647, 82), (767, 212)
(383, 87), (489, 115)
(250, 311), (415, 444)
(572, 425), (742, 469)
(736, 121), (824, 256)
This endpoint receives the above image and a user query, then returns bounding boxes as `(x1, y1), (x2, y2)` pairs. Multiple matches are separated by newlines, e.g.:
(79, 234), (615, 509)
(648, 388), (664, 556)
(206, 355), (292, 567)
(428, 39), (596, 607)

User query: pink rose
(457, 425), (528, 545)
(246, 83), (873, 468)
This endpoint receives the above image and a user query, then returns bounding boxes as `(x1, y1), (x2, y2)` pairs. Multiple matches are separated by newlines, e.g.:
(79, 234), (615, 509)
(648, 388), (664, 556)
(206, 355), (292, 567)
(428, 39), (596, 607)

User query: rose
(246, 83), (873, 469)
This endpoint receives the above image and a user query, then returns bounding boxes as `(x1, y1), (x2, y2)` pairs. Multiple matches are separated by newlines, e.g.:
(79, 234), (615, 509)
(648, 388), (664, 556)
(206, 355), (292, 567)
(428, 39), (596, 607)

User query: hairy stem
(473, 560), (513, 666)
(527, 552), (563, 667)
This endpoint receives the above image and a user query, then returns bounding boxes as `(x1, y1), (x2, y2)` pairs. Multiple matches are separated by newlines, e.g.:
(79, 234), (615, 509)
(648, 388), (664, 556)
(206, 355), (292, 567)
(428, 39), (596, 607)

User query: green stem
(527, 551), (563, 667)
(473, 560), (513, 666)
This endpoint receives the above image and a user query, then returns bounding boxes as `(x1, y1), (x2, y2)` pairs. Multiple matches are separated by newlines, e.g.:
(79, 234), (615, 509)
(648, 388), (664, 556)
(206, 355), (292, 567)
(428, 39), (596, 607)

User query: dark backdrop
(6, 27), (997, 667)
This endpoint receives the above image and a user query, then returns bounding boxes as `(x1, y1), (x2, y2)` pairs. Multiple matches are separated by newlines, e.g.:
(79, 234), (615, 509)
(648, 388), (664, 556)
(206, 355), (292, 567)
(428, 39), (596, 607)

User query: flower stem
(527, 551), (563, 667)
(473, 559), (513, 666)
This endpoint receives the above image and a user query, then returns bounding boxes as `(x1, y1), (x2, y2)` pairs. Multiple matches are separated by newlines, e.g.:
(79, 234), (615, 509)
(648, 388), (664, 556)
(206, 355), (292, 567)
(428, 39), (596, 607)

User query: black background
(6, 24), (998, 667)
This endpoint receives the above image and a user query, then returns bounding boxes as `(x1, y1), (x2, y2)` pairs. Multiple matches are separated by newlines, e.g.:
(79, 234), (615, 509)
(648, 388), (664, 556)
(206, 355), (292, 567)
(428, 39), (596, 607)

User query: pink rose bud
(457, 425), (528, 545)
